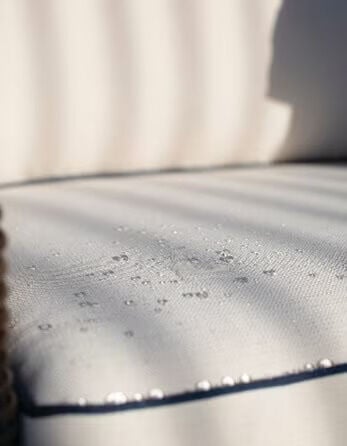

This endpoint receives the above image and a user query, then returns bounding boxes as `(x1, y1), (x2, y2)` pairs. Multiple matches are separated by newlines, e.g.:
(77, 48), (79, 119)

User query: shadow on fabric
(269, 0), (347, 161)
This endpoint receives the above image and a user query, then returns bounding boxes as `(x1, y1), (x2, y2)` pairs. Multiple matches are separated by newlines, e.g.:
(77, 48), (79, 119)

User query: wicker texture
(0, 208), (17, 444)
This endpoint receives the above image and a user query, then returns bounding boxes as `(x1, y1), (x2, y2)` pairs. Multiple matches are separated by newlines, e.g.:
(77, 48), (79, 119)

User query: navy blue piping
(20, 362), (347, 418)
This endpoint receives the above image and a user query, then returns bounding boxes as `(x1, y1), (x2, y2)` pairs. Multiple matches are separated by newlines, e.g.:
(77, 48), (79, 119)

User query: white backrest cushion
(1, 0), (346, 183)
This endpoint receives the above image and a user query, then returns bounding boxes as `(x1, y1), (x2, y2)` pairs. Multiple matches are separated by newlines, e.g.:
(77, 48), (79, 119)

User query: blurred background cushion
(0, 163), (346, 445)
(1, 0), (347, 184)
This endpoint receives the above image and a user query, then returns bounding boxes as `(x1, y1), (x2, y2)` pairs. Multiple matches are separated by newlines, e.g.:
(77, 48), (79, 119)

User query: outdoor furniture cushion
(0, 163), (346, 445)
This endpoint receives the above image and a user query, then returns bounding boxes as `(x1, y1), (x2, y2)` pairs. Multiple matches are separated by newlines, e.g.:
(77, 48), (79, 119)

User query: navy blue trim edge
(20, 362), (347, 418)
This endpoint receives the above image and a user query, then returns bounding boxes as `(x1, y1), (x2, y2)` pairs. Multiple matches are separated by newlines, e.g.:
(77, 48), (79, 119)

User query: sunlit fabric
(1, 163), (346, 445)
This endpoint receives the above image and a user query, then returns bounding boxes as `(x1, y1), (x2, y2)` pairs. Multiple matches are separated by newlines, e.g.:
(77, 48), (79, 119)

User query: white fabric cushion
(0, 163), (346, 444)
(1, 0), (347, 183)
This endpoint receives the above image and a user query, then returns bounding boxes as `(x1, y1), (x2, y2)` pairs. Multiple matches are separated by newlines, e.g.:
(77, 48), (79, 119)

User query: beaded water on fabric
(0, 208), (17, 444)
(76, 357), (335, 408)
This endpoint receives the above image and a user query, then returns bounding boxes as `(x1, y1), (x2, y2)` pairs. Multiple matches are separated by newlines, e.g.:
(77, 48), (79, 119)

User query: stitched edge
(20, 361), (347, 418)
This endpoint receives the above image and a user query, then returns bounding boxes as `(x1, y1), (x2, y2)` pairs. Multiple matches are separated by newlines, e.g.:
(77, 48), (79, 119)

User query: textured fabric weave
(0, 164), (346, 414)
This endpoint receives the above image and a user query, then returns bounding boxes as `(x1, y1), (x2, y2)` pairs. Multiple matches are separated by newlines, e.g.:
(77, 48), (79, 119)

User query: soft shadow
(269, 0), (347, 161)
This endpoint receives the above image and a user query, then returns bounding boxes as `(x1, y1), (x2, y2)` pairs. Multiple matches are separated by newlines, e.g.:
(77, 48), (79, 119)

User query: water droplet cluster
(74, 358), (336, 407)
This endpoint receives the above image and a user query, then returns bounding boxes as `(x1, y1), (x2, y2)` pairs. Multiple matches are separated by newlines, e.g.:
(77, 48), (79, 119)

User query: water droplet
(112, 254), (129, 262)
(182, 292), (194, 298)
(142, 280), (150, 285)
(102, 270), (114, 276)
(196, 380), (211, 391)
(220, 255), (234, 263)
(172, 230), (178, 235)
(27, 265), (37, 271)
(124, 299), (135, 306)
(79, 301), (99, 308)
(217, 249), (234, 263)
(196, 290), (209, 299)
(9, 320), (16, 330)
(78, 397), (87, 406)
(157, 299), (168, 305)
(234, 277), (249, 284)
(263, 269), (276, 276)
(149, 388), (164, 400)
(221, 376), (235, 386)
(133, 393), (143, 402)
(223, 291), (234, 297)
(124, 330), (134, 338)
(318, 358), (333, 369)
(74, 291), (87, 298)
(304, 363), (314, 371)
(131, 276), (141, 281)
(239, 374), (251, 384)
(38, 324), (52, 331)
(188, 257), (200, 264)
(147, 257), (156, 263)
(106, 392), (127, 405)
